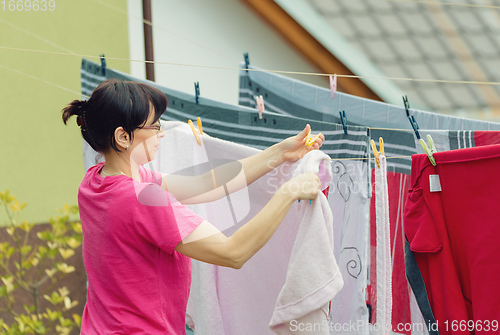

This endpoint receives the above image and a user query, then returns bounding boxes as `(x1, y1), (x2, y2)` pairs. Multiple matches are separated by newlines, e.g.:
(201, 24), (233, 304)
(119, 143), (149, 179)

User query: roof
(244, 0), (500, 116)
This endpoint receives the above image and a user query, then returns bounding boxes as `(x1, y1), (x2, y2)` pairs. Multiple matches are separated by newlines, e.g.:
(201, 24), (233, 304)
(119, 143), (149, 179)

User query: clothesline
(0, 18), (74, 54)
(0, 63), (85, 97)
(330, 155), (412, 162)
(2, 13), (499, 87)
(0, 61), (426, 136)
(86, 0), (500, 69)
(0, 62), (418, 163)
(2, 46), (500, 87)
(386, 0), (500, 10)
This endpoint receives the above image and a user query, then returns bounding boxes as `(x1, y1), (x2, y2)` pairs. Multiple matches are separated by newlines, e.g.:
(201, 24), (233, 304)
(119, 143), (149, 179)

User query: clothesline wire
(0, 61), (464, 138)
(0, 19), (486, 134)
(0, 18), (75, 54)
(89, 0), (500, 68)
(2, 54), (474, 140)
(1, 13), (499, 87)
(1, 46), (500, 87)
(0, 4), (487, 164)
(329, 155), (412, 161)
(0, 62), (421, 162)
(386, 0), (500, 10)
(1, 0), (499, 92)
(0, 63), (87, 98)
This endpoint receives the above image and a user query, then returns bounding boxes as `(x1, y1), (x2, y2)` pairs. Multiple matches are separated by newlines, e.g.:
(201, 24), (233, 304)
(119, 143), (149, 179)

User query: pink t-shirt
(78, 162), (204, 335)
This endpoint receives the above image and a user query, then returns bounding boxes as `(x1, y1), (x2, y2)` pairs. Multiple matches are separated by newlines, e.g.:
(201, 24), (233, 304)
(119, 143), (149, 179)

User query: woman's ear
(114, 126), (130, 151)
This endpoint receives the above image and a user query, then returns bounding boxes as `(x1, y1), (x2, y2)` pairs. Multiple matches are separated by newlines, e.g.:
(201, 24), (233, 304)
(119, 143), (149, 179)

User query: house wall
(128, 0), (327, 103)
(0, 0), (130, 224)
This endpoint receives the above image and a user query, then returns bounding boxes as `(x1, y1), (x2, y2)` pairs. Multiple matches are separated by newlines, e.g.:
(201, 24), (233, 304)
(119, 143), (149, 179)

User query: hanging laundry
(80, 115), (346, 333)
(81, 58), (379, 334)
(158, 121), (344, 334)
(80, 58), (372, 334)
(238, 64), (500, 132)
(373, 151), (392, 335)
(237, 63), (500, 335)
(238, 63), (413, 334)
(413, 130), (500, 155)
(405, 145), (500, 335)
(268, 151), (343, 334)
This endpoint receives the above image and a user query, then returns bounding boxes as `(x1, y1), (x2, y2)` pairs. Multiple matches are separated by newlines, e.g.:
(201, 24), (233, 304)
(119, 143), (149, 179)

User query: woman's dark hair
(62, 79), (168, 152)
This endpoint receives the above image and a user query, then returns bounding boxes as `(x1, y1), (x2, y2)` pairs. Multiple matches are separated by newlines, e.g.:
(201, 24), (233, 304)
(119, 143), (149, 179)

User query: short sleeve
(139, 166), (163, 186)
(132, 181), (204, 253)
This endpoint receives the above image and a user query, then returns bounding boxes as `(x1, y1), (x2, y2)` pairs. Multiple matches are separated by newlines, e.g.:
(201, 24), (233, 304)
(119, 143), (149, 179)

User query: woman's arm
(238, 124), (324, 186)
(174, 171), (320, 268)
(162, 125), (324, 204)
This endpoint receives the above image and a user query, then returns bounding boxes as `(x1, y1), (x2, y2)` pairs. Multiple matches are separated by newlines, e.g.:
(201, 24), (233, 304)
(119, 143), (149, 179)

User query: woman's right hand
(281, 171), (321, 201)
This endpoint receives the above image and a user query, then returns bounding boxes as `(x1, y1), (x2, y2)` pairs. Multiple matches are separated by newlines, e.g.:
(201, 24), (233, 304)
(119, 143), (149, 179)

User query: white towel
(375, 155), (392, 334)
(269, 150), (344, 335)
(158, 121), (241, 335)
(155, 122), (344, 334)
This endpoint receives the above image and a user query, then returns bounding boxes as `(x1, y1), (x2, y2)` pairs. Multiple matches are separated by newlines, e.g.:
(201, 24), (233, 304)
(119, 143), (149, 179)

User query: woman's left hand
(281, 124), (325, 162)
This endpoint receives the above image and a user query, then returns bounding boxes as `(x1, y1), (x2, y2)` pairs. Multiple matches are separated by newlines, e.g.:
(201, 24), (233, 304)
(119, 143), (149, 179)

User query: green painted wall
(0, 0), (130, 224)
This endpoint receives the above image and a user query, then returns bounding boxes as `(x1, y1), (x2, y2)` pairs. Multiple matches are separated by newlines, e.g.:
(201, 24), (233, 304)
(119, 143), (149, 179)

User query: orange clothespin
(188, 117), (203, 145)
(305, 129), (323, 147)
(370, 137), (385, 169)
(255, 95), (265, 119)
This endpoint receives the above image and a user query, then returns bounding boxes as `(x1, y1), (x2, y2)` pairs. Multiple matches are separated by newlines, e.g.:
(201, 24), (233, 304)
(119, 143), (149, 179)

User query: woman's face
(129, 108), (165, 165)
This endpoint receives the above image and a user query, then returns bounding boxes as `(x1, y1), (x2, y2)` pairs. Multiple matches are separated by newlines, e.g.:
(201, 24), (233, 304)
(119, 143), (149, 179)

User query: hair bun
(62, 99), (87, 126)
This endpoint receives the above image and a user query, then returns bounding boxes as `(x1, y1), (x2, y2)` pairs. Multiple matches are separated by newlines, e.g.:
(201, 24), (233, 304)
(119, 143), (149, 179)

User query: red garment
(405, 144), (500, 335)
(473, 131), (500, 147)
(368, 170), (411, 334)
(79, 162), (204, 334)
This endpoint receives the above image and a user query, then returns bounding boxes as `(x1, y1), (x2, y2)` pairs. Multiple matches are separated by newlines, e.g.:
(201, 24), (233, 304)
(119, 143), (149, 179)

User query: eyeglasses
(141, 122), (163, 133)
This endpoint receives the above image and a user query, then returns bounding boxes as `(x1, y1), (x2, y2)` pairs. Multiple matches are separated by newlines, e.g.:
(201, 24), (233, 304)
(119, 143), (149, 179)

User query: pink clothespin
(255, 95), (265, 119)
(329, 74), (337, 99)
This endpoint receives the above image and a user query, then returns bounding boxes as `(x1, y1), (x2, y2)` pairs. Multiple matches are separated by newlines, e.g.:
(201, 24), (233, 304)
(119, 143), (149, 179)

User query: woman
(62, 78), (324, 334)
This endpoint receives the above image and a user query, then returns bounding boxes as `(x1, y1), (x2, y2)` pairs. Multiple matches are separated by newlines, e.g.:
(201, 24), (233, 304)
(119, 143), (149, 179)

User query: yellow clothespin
(188, 117), (203, 145)
(370, 137), (385, 169)
(305, 129), (323, 147)
(420, 134), (437, 166)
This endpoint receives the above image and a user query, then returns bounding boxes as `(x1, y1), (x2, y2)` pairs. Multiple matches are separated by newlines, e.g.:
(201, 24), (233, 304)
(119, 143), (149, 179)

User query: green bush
(0, 191), (82, 334)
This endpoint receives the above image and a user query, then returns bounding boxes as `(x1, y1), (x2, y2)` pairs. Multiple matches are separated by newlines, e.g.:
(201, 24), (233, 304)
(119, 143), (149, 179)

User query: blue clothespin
(194, 82), (200, 104)
(244, 53), (250, 73)
(339, 110), (348, 135)
(403, 95), (420, 140)
(100, 54), (106, 76)
(243, 53), (253, 88)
